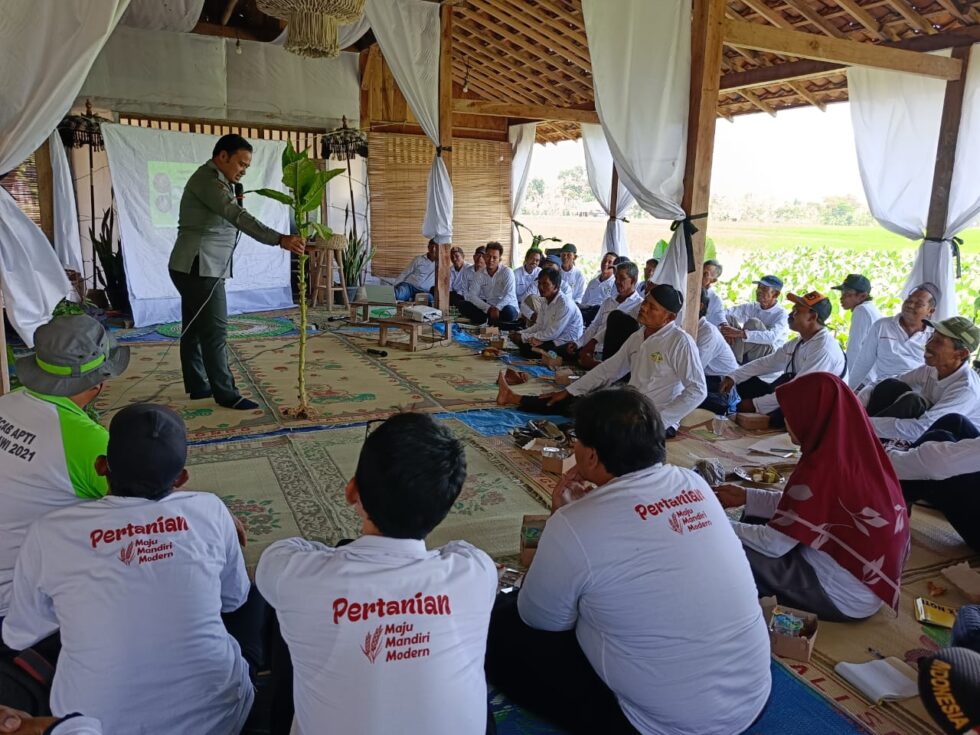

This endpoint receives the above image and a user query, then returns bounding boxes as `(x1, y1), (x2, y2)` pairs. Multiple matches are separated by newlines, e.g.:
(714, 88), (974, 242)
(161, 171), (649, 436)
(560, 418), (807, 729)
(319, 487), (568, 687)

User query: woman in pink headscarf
(716, 372), (910, 621)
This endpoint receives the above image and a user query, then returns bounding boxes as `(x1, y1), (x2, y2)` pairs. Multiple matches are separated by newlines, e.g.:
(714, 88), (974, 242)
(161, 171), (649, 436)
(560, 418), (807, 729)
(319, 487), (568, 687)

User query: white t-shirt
(888, 437), (980, 480)
(726, 301), (790, 349)
(846, 300), (882, 364)
(705, 288), (726, 326)
(861, 360), (980, 442)
(2, 491), (253, 735)
(581, 273), (617, 307)
(697, 317), (740, 377)
(561, 265), (587, 303)
(519, 464), (772, 735)
(395, 255), (436, 291)
(513, 265), (541, 317)
(256, 536), (497, 735)
(568, 322), (707, 430)
(848, 315), (931, 389)
(519, 291), (584, 346)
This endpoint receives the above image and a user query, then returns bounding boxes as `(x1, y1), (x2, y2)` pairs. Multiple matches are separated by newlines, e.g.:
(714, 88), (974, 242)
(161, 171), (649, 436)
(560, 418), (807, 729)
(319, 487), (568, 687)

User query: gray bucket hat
(16, 315), (130, 396)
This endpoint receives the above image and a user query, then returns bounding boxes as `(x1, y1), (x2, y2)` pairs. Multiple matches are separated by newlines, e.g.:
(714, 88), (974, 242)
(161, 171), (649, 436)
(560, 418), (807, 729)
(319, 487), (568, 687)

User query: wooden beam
(926, 45), (972, 239)
(34, 141), (54, 245)
(738, 0), (792, 28)
(739, 87), (778, 115)
(220, 0), (240, 25)
(452, 99), (599, 124)
(832, 0), (888, 41)
(788, 80), (827, 110)
(882, 0), (936, 34)
(723, 18), (962, 80)
(781, 0), (846, 38)
(681, 0), (727, 336)
(933, 0), (973, 25)
(436, 2), (453, 312)
(359, 49), (372, 131)
(608, 165), (619, 227)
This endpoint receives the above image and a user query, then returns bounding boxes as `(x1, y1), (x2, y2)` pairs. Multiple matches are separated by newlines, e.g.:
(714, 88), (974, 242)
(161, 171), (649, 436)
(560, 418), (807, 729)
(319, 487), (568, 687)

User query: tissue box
(541, 447), (576, 475)
(735, 412), (771, 430)
(942, 563), (980, 603)
(520, 515), (548, 567)
(480, 326), (500, 338)
(768, 604), (818, 662)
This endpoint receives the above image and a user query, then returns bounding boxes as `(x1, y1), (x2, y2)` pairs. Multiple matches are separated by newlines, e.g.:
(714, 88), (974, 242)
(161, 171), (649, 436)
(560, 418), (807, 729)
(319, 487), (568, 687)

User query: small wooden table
(377, 316), (454, 352)
(349, 300), (405, 322)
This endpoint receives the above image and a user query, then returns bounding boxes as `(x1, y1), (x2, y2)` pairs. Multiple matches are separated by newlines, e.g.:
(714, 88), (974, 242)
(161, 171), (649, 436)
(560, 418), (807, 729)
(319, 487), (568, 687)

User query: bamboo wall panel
(368, 132), (512, 278)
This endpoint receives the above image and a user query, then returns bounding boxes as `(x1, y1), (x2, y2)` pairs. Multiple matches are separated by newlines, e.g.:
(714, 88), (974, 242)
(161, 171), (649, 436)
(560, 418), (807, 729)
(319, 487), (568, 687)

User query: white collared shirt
(888, 437), (980, 480)
(456, 264), (481, 298)
(862, 361), (980, 442)
(580, 273), (617, 307)
(705, 288), (726, 326)
(848, 315), (931, 389)
(519, 464), (771, 735)
(561, 265), (587, 303)
(520, 291), (584, 346)
(256, 536), (497, 735)
(568, 322), (707, 430)
(732, 489), (883, 619)
(577, 291), (642, 348)
(2, 492), (253, 735)
(726, 301), (790, 349)
(47, 717), (103, 735)
(846, 300), (882, 364)
(513, 265), (541, 317)
(449, 264), (466, 294)
(729, 328), (847, 415)
(467, 265), (518, 312)
(395, 255), (436, 291)
(697, 317), (740, 377)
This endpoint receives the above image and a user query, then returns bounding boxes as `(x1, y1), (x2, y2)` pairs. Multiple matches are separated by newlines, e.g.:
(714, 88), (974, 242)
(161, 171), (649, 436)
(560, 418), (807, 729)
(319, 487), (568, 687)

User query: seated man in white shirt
(507, 267), (583, 362)
(720, 291), (846, 428)
(447, 246), (467, 306)
(486, 388), (772, 735)
(459, 241), (519, 327)
(579, 251), (618, 326)
(847, 283), (937, 390)
(566, 260), (641, 369)
(2, 404), (256, 735)
(393, 239), (437, 303)
(831, 273), (881, 367)
(558, 243), (586, 304)
(514, 246), (542, 322)
(498, 285), (707, 437)
(702, 259), (727, 326)
(860, 317), (980, 443)
(697, 288), (740, 415)
(455, 246), (486, 307)
(256, 413), (497, 735)
(635, 258), (659, 297)
(719, 275), (789, 364)
(889, 413), (980, 551)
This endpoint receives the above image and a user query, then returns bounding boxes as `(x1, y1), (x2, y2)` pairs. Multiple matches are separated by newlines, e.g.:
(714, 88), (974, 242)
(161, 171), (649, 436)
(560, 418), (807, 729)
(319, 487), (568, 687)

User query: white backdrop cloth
(582, 122), (635, 258)
(509, 123), (537, 265)
(849, 51), (980, 319)
(101, 124), (292, 327)
(121, 0), (204, 32)
(49, 131), (85, 275)
(582, 0), (692, 318)
(0, 0), (129, 345)
(366, 0), (452, 244)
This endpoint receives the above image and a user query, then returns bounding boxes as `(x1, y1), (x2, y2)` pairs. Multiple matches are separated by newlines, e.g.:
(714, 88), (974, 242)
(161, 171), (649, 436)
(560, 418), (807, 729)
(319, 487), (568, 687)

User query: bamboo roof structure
(195, 0), (980, 143)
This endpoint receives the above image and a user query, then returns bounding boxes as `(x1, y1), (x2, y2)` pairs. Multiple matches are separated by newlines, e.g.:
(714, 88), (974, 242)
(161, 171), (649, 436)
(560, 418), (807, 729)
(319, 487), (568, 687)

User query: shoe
(189, 389), (213, 400)
(219, 397), (259, 410)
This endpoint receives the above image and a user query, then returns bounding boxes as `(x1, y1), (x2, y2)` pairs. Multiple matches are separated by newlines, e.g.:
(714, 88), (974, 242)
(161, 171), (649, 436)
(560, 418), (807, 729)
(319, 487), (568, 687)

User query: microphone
(234, 182), (244, 207)
(366, 348), (388, 357)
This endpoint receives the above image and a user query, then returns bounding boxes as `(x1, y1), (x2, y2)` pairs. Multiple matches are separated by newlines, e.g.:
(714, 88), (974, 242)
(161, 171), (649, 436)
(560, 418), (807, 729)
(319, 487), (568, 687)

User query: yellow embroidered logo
(649, 352), (665, 363)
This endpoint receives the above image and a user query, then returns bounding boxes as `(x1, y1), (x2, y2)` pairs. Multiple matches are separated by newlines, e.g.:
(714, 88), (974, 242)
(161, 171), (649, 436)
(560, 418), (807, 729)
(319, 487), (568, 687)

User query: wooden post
(34, 140), (55, 245)
(435, 1), (454, 312)
(680, 0), (726, 336)
(925, 45), (971, 240)
(0, 290), (9, 396)
(608, 164), (619, 250)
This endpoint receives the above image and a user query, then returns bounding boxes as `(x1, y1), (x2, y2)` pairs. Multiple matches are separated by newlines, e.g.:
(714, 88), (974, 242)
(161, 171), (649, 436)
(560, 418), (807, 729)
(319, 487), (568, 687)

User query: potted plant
(341, 207), (375, 302)
(513, 220), (561, 251)
(252, 142), (344, 419)
(89, 206), (130, 314)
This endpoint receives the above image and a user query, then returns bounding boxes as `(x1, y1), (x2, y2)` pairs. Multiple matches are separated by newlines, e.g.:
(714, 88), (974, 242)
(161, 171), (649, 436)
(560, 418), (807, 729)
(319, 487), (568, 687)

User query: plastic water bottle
(712, 414), (729, 436)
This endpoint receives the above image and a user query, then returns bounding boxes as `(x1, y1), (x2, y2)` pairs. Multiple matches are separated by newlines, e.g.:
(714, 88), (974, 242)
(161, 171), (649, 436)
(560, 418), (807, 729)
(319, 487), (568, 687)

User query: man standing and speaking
(169, 134), (306, 410)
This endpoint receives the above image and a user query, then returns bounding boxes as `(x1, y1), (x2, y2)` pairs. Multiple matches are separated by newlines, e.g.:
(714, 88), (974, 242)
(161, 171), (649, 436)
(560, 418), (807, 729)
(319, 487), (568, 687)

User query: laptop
(361, 284), (397, 304)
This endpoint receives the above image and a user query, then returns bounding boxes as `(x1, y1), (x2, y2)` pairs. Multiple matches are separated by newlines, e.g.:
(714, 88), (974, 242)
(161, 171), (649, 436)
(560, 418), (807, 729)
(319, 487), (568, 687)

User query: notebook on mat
(834, 657), (918, 703)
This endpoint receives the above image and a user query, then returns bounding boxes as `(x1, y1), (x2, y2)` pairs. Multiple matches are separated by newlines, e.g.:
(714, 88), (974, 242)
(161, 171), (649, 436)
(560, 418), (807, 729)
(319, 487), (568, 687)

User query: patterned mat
(114, 314), (304, 343)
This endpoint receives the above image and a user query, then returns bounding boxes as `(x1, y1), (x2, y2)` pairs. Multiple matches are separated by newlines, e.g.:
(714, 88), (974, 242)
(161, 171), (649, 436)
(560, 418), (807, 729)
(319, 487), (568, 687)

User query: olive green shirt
(168, 161), (283, 279)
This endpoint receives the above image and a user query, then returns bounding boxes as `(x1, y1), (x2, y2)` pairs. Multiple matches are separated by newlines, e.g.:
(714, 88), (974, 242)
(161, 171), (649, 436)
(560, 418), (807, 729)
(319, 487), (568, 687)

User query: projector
(404, 305), (443, 323)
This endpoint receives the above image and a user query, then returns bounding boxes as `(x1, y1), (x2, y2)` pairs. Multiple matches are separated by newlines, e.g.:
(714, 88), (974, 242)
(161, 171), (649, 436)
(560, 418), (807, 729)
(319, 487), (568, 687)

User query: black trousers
(579, 303), (601, 327)
(485, 591), (639, 735)
(700, 375), (730, 415)
(866, 379), (930, 419)
(602, 311), (640, 359)
(902, 413), (980, 551)
(459, 300), (518, 326)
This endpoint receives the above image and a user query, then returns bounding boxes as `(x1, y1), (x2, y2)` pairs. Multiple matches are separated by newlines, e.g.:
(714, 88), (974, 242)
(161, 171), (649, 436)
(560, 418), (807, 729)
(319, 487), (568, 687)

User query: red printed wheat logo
(668, 513), (684, 535)
(118, 541), (136, 566)
(361, 625), (384, 663)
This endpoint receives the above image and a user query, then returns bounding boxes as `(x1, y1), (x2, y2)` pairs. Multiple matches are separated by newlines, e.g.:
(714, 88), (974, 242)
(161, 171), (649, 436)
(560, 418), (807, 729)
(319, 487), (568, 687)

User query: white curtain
(581, 123), (635, 258)
(48, 131), (85, 275)
(849, 51), (980, 320)
(121, 0), (204, 32)
(581, 0), (692, 316)
(0, 0), (129, 345)
(366, 0), (452, 244)
(509, 122), (537, 265)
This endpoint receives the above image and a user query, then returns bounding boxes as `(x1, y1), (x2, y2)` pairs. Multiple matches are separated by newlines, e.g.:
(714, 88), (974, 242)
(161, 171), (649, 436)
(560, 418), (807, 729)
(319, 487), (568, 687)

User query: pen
(867, 647), (885, 660)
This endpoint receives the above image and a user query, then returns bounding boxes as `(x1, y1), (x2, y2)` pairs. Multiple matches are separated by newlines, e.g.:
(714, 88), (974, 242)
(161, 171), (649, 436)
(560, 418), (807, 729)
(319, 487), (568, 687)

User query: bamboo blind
(0, 154), (40, 227)
(368, 133), (512, 278)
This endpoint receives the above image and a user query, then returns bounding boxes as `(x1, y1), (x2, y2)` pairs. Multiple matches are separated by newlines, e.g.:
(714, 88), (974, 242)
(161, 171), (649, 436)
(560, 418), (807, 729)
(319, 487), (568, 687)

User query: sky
(528, 102), (867, 203)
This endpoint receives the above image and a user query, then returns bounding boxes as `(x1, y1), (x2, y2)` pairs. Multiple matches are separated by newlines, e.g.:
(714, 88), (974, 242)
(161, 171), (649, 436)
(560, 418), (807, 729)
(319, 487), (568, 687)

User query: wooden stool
(308, 235), (350, 311)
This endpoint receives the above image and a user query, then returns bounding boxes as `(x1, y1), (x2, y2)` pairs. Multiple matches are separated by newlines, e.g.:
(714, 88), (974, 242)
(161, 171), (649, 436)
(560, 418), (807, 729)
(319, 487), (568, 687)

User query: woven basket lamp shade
(256, 0), (366, 58)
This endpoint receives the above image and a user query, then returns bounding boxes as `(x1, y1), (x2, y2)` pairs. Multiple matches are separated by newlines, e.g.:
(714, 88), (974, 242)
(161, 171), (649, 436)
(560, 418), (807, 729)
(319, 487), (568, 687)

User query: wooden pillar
(34, 140), (55, 245)
(435, 1), (453, 312)
(680, 0), (726, 336)
(608, 164), (619, 250)
(0, 290), (8, 396)
(925, 45), (971, 240)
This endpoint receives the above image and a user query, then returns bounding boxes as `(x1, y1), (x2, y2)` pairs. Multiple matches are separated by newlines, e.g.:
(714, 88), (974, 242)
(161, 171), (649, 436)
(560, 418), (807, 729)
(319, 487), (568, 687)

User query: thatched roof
(194, 0), (980, 144)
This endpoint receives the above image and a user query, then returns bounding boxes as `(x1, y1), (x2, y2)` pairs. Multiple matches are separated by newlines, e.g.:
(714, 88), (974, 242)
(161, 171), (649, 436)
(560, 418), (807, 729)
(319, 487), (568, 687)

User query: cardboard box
(541, 447), (576, 475)
(521, 438), (561, 455)
(480, 326), (500, 338)
(735, 412), (771, 430)
(489, 337), (506, 350)
(768, 604), (818, 662)
(942, 562), (980, 603)
(520, 515), (549, 567)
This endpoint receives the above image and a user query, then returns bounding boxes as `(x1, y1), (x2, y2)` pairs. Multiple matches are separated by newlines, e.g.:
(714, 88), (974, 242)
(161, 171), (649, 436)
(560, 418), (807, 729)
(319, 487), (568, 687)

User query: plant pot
(106, 284), (131, 315)
(86, 288), (109, 310)
(346, 286), (359, 304)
